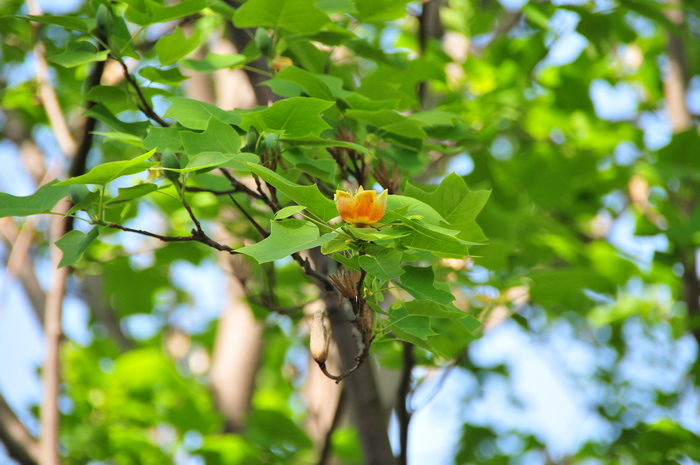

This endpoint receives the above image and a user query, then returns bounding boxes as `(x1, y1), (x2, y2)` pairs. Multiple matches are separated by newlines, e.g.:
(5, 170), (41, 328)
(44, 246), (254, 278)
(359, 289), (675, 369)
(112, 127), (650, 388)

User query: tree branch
(105, 222), (237, 253)
(396, 341), (415, 465)
(228, 194), (268, 238)
(39, 202), (70, 465)
(0, 395), (39, 465)
(316, 387), (345, 465)
(26, 0), (77, 156)
(117, 59), (170, 127)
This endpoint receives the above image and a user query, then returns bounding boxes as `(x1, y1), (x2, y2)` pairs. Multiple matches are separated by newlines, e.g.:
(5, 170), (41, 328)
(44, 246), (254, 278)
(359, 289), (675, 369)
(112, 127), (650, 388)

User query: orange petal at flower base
(334, 187), (387, 226)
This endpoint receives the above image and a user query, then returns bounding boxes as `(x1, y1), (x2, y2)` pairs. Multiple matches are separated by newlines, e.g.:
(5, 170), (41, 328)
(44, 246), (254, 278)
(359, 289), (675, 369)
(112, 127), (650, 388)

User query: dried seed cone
(310, 311), (331, 364)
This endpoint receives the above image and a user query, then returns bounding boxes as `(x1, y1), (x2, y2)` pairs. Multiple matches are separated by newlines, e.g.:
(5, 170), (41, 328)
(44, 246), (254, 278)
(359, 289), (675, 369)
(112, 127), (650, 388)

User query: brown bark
(39, 202), (70, 465)
(662, 0), (699, 344)
(210, 260), (263, 431)
(0, 395), (39, 465)
(322, 288), (394, 465)
(664, 0), (691, 132)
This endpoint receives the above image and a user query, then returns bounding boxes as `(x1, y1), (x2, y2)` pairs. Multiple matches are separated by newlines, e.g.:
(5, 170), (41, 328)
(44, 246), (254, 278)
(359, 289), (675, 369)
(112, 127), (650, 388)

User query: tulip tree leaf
(346, 109), (428, 139)
(56, 150), (157, 186)
(247, 163), (338, 221)
(396, 221), (470, 258)
(0, 180), (70, 218)
(388, 300), (482, 357)
(180, 116), (242, 155)
(404, 173), (490, 243)
(234, 0), (330, 35)
(274, 205), (307, 219)
(240, 98), (335, 138)
(56, 227), (99, 268)
(181, 53), (247, 73)
(26, 15), (90, 33)
(156, 27), (201, 65)
(397, 266), (455, 305)
(237, 219), (337, 264)
(269, 66), (334, 100)
(358, 248), (404, 280)
(280, 135), (371, 155)
(106, 184), (158, 205)
(125, 0), (208, 25)
(48, 42), (109, 68)
(164, 97), (241, 130)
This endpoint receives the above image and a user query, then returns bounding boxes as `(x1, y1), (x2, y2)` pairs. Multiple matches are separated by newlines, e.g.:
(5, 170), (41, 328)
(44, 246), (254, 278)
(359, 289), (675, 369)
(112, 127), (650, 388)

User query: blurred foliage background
(1, 0), (700, 464)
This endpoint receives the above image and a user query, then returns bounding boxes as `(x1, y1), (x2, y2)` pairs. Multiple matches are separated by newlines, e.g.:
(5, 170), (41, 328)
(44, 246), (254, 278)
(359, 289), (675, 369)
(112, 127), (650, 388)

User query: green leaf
(280, 135), (370, 155)
(240, 97), (334, 138)
(180, 152), (258, 172)
(156, 27), (201, 66)
(125, 0), (208, 25)
(386, 195), (445, 225)
(274, 205), (307, 219)
(56, 150), (157, 186)
(401, 300), (465, 318)
(164, 97), (241, 130)
(403, 173), (490, 243)
(181, 53), (247, 73)
(358, 248), (404, 280)
(234, 0), (330, 35)
(397, 266), (455, 305)
(83, 104), (150, 136)
(237, 219), (337, 264)
(0, 180), (70, 218)
(396, 222), (470, 258)
(390, 305), (437, 343)
(26, 15), (91, 32)
(346, 109), (428, 139)
(92, 131), (144, 148)
(180, 116), (242, 155)
(321, 235), (351, 254)
(332, 251), (360, 270)
(48, 42), (109, 68)
(247, 163), (338, 221)
(140, 66), (188, 85)
(106, 183), (158, 205)
(354, 0), (413, 21)
(143, 126), (184, 152)
(268, 66), (334, 100)
(56, 227), (99, 268)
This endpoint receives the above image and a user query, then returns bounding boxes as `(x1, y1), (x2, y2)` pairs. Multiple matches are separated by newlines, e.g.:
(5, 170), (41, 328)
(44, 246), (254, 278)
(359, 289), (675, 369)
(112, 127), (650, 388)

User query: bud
(255, 28), (272, 57)
(310, 311), (331, 364)
(271, 56), (294, 71)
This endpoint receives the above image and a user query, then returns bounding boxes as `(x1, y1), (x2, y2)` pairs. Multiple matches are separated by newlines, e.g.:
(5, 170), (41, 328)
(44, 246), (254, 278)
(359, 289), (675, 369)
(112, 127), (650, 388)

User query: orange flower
(334, 187), (387, 227)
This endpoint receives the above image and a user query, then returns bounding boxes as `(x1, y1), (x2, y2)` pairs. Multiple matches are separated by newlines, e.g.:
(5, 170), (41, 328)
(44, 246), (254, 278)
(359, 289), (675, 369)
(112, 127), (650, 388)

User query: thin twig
(247, 296), (305, 315)
(218, 169), (264, 200)
(316, 359), (364, 385)
(105, 222), (237, 253)
(117, 59), (170, 127)
(186, 186), (248, 196)
(292, 253), (333, 290)
(228, 194), (268, 238)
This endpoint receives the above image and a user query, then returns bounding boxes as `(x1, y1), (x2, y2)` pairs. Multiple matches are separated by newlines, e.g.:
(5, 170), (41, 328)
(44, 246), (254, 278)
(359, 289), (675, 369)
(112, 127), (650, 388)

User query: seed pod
(310, 311), (331, 364)
(245, 126), (259, 153)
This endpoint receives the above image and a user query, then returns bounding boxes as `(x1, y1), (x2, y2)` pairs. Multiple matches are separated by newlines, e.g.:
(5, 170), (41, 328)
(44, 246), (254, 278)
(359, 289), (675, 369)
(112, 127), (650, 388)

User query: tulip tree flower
(334, 186), (387, 227)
